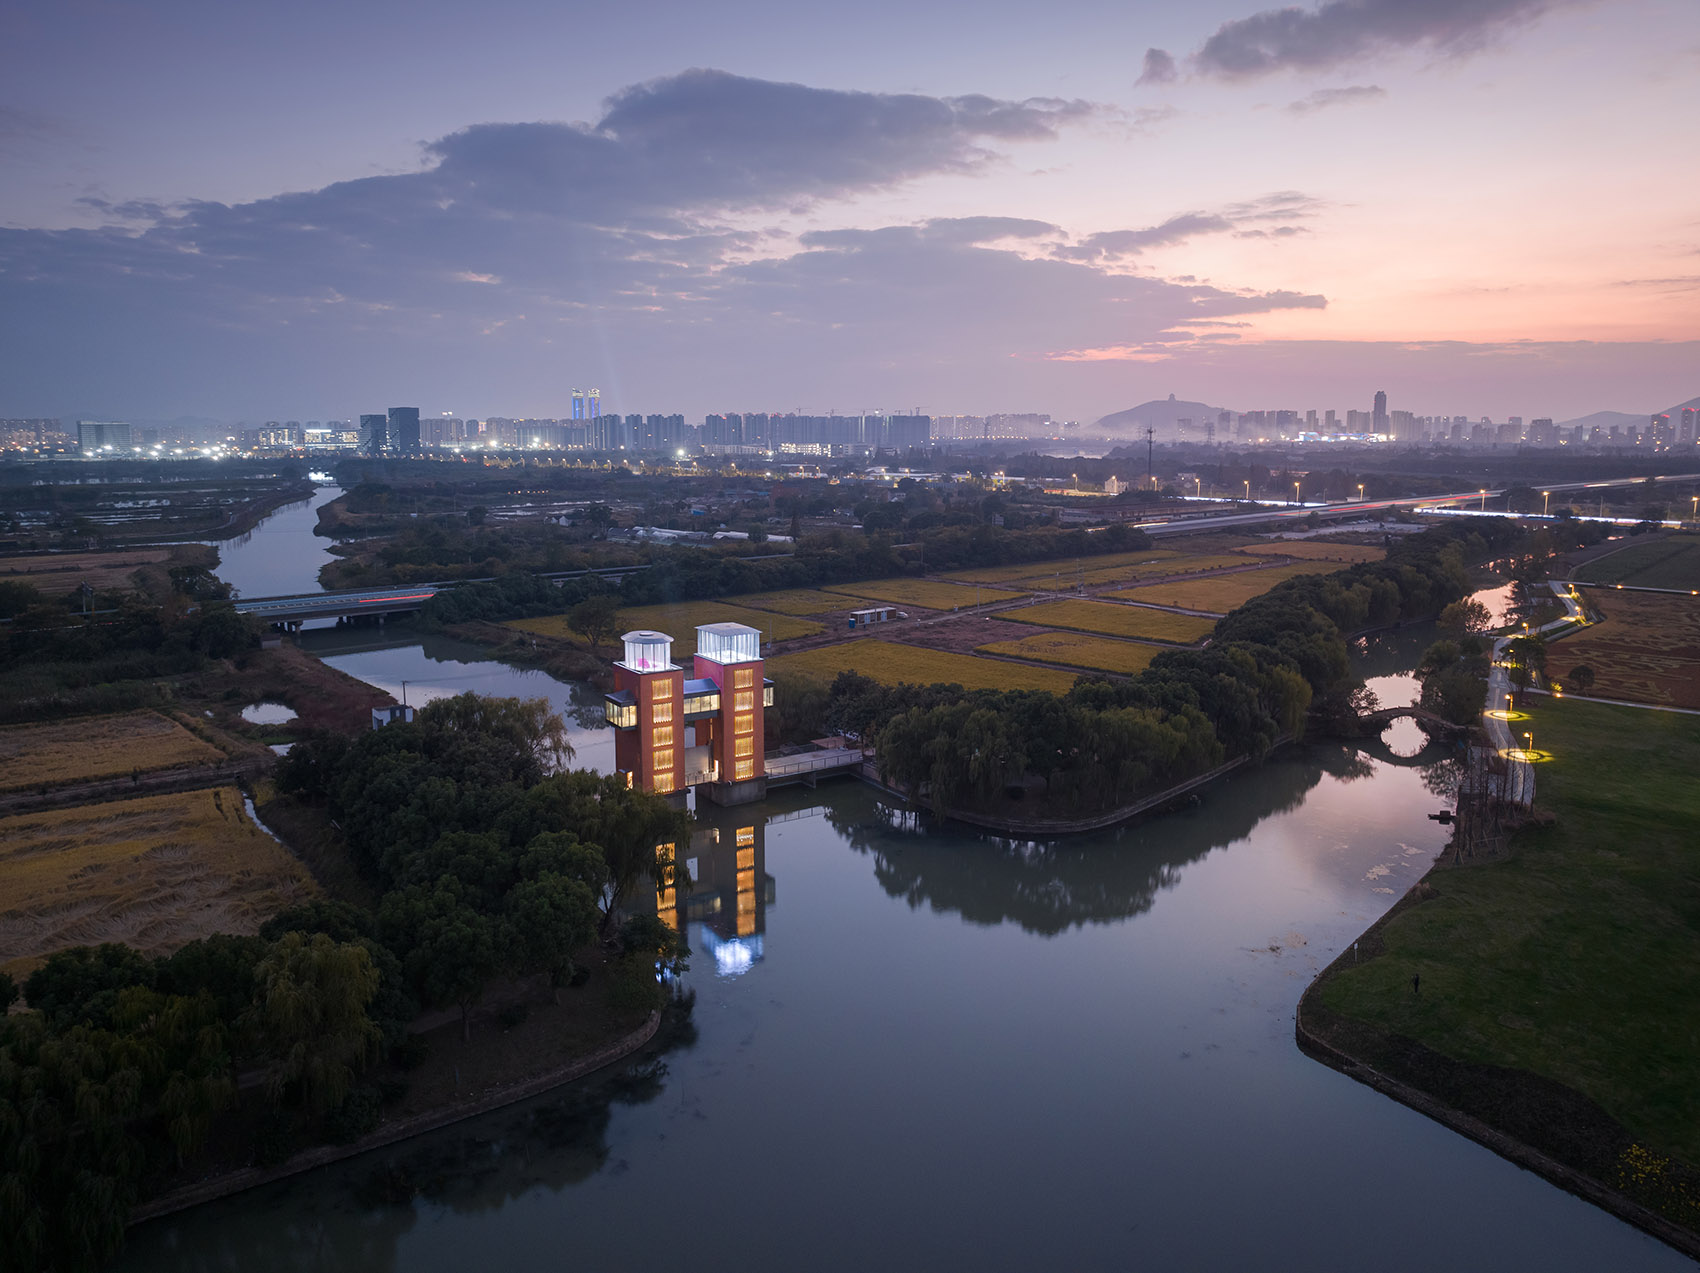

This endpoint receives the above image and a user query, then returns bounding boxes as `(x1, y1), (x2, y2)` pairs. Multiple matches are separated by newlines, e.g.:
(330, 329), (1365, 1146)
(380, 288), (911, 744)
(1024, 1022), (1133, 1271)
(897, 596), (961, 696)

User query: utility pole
(1145, 427), (1154, 488)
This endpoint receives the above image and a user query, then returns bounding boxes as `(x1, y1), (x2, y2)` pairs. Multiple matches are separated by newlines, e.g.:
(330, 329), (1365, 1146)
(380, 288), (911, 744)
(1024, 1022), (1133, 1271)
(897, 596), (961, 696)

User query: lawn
(509, 601), (823, 652)
(1005, 598), (1216, 644)
(977, 632), (1161, 676)
(1240, 541), (1386, 563)
(733, 588), (854, 616)
(822, 578), (1025, 611)
(0, 786), (319, 978)
(0, 711), (225, 791)
(1553, 589), (1700, 709)
(1314, 698), (1700, 1186)
(769, 638), (1077, 693)
(1110, 561), (1339, 613)
(1572, 534), (1700, 591)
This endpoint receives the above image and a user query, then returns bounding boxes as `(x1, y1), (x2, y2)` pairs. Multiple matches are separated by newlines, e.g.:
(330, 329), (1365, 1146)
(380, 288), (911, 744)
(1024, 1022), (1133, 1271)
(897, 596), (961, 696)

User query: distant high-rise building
(77, 420), (132, 452)
(570, 388), (601, 421)
(1372, 390), (1389, 436)
(359, 413), (387, 454)
(388, 407), (420, 454)
(1649, 414), (1674, 447)
(1681, 407), (1697, 445)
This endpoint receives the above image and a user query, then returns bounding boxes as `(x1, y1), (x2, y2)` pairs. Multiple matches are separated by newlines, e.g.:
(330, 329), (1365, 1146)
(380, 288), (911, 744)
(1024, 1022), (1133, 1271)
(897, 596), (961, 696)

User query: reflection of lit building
(659, 812), (774, 976)
(603, 624), (774, 805)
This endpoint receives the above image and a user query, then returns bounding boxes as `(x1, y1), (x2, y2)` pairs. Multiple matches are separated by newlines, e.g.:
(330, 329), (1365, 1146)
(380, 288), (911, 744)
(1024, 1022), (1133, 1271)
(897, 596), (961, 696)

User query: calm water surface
(120, 631), (1685, 1271)
(211, 480), (343, 599)
(174, 522), (1683, 1271)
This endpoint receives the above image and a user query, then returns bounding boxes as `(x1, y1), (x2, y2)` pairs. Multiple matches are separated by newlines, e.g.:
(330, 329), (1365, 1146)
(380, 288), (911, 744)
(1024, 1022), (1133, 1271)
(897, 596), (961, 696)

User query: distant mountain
(1658, 395), (1700, 417)
(1094, 396), (1230, 442)
(1554, 409), (1645, 432)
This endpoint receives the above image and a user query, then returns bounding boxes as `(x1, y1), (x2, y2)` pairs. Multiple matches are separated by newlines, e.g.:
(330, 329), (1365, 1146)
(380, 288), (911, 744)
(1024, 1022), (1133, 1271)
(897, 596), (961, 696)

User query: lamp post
(1524, 730), (1533, 757)
(1357, 483), (1365, 502)
(1692, 495), (1698, 526)
(1293, 480), (1301, 505)
(1480, 488), (1487, 511)
(1542, 490), (1550, 516)
(1244, 479), (1250, 501)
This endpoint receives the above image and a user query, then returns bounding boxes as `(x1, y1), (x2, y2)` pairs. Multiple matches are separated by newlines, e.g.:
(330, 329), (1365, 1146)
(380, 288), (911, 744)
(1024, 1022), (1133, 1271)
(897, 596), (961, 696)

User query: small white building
(371, 704), (416, 729)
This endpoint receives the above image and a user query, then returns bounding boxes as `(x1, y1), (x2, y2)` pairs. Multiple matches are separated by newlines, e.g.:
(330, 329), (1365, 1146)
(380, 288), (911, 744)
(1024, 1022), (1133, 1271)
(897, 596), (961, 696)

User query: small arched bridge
(1360, 706), (1470, 735)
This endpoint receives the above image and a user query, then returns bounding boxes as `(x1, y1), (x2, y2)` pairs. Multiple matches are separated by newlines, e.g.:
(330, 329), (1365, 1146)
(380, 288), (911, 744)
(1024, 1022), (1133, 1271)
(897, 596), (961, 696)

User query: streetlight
(1542, 490), (1550, 516)
(1480, 488), (1487, 511)
(1357, 483), (1365, 502)
(1524, 730), (1533, 757)
(1244, 479), (1250, 501)
(1293, 480), (1301, 505)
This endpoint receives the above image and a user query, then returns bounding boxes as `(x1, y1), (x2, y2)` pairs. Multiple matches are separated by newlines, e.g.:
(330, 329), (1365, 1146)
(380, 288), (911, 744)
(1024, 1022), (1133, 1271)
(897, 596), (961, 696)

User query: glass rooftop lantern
(620, 629), (675, 672)
(696, 622), (761, 665)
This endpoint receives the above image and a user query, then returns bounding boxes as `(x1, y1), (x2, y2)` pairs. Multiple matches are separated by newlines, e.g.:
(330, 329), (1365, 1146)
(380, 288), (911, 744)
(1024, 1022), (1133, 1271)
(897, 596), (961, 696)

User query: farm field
(946, 549), (1186, 585)
(733, 588), (853, 616)
(1240, 541), (1385, 563)
(510, 601), (823, 652)
(0, 711), (225, 791)
(1556, 589), (1700, 709)
(0, 786), (318, 978)
(977, 632), (1161, 676)
(769, 638), (1077, 693)
(1110, 561), (1340, 613)
(0, 548), (174, 595)
(1571, 534), (1700, 591)
(823, 578), (1024, 611)
(1006, 599), (1216, 644)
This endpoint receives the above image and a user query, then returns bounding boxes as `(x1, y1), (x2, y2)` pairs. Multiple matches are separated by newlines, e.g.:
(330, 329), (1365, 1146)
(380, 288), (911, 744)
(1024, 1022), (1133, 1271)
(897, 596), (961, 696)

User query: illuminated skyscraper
(388, 407), (420, 454)
(358, 413), (386, 454)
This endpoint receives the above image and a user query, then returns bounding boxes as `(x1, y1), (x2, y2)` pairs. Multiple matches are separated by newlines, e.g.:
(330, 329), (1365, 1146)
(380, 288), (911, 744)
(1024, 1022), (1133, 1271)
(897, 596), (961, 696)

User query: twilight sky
(2, 0), (1698, 425)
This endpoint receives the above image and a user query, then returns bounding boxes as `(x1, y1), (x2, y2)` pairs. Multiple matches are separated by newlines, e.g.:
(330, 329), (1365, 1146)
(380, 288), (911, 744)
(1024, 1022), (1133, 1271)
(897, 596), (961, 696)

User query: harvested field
(0, 786), (318, 978)
(1241, 541), (1385, 563)
(733, 588), (852, 616)
(0, 711), (225, 791)
(1110, 561), (1340, 613)
(1005, 599), (1216, 644)
(977, 632), (1161, 676)
(769, 639), (1077, 693)
(1558, 589), (1700, 709)
(509, 601), (822, 651)
(0, 548), (174, 595)
(823, 578), (1025, 610)
(1572, 535), (1700, 591)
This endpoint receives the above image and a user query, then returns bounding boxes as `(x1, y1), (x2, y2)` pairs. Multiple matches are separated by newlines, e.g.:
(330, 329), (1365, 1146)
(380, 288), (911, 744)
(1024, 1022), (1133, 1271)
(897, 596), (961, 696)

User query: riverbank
(131, 1005), (666, 1227)
(1297, 695), (1700, 1255)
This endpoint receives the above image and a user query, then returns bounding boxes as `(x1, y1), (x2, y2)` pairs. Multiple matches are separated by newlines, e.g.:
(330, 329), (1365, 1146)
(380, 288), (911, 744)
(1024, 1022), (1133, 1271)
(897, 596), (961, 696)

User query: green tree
(1567, 664), (1597, 694)
(567, 593), (622, 652)
(1437, 597), (1493, 637)
(245, 933), (381, 1114)
(381, 881), (502, 1041)
(417, 690), (574, 771)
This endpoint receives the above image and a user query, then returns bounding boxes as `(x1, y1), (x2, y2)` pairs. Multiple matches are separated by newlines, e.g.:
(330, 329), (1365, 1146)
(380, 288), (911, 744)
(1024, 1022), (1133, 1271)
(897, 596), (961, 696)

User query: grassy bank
(1306, 696), (1700, 1233)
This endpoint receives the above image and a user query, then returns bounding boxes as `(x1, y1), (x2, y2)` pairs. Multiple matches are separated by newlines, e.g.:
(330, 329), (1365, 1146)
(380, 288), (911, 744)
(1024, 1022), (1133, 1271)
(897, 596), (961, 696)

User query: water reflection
(211, 483), (344, 599)
(660, 804), (776, 977)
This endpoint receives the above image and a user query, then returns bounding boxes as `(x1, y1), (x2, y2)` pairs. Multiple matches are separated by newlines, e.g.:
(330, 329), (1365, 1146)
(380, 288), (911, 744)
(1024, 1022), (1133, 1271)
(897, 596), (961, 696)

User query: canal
(137, 511), (1688, 1271)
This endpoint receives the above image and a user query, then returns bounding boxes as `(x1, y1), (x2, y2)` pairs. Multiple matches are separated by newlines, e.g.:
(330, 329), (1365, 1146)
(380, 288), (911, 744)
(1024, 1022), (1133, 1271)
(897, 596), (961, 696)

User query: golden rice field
(977, 632), (1162, 676)
(1240, 541), (1386, 563)
(732, 588), (854, 616)
(946, 549), (1186, 584)
(1109, 561), (1341, 614)
(1006, 599), (1217, 644)
(0, 786), (318, 979)
(769, 639), (1078, 693)
(510, 601), (823, 651)
(0, 712), (225, 791)
(823, 578), (1025, 611)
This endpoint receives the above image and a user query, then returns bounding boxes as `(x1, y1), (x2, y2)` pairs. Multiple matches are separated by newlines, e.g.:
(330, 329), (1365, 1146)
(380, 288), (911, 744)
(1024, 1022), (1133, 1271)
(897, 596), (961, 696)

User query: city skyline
(2, 0), (1698, 422)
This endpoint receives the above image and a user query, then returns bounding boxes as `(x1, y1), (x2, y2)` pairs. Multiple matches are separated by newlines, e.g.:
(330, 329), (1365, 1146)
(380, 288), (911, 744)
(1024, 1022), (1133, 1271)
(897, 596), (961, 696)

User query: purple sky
(2, 0), (1697, 424)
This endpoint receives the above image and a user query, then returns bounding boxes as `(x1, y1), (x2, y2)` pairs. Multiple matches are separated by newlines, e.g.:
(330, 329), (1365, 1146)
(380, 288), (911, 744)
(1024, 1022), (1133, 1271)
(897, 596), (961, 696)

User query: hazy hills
(1095, 397), (1229, 440)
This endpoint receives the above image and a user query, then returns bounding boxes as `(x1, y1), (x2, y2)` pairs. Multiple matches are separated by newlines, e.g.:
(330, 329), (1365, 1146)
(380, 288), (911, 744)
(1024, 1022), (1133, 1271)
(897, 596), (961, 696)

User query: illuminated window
(736, 847), (755, 870)
(650, 679), (672, 701)
(735, 758), (755, 780)
(652, 725), (674, 747)
(734, 735), (754, 759)
(734, 691), (754, 712)
(653, 771), (675, 794)
(736, 827), (755, 847)
(734, 712), (754, 735)
(733, 668), (754, 689)
(653, 747), (674, 771)
(652, 702), (673, 724)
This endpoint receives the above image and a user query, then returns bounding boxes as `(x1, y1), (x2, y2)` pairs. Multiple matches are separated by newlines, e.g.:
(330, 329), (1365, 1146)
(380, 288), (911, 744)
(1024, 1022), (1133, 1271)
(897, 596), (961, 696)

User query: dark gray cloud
(1137, 48), (1178, 85)
(0, 70), (1329, 416)
(1194, 0), (1571, 79)
(1288, 84), (1388, 113)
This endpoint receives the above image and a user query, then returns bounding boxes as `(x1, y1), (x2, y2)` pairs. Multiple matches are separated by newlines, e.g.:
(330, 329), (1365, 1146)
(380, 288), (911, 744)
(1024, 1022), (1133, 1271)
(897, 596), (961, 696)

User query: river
(210, 477), (344, 599)
(137, 511), (1688, 1271)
